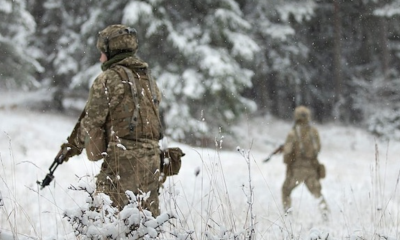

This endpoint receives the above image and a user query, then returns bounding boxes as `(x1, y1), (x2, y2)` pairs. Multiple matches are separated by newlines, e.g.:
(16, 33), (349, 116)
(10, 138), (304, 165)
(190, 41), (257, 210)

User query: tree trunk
(333, 0), (342, 102)
(379, 17), (389, 77)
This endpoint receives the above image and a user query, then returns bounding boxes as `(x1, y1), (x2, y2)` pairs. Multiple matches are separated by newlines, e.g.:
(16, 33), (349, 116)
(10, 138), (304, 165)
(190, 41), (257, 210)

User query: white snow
(0, 0), (12, 14)
(277, 2), (316, 23)
(0, 90), (399, 239)
(123, 1), (153, 25)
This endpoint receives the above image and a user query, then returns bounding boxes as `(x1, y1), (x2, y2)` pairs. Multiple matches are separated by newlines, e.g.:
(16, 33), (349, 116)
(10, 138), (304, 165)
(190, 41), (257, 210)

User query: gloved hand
(57, 143), (82, 162)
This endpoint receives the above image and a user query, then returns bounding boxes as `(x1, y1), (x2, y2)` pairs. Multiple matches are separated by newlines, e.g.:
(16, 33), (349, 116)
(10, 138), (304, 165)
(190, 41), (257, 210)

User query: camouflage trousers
(95, 140), (161, 216)
(281, 166), (328, 212)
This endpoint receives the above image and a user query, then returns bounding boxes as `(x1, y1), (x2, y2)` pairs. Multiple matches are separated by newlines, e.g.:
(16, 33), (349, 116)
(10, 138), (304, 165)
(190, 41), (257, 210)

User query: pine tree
(242, 0), (316, 119)
(352, 0), (400, 139)
(0, 0), (39, 90)
(122, 0), (259, 145)
(27, 0), (106, 111)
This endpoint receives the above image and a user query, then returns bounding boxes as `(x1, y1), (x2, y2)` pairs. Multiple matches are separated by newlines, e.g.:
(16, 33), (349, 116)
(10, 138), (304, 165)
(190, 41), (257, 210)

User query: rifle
(37, 109), (86, 189)
(37, 148), (68, 189)
(263, 144), (284, 163)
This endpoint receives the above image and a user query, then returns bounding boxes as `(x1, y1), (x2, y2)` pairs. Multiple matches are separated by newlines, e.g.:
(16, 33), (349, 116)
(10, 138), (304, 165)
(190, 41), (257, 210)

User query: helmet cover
(294, 105), (311, 122)
(96, 24), (138, 58)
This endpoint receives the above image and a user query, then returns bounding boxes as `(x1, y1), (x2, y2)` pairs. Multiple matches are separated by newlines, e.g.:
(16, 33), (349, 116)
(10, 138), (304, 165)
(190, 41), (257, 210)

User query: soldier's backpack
(85, 63), (160, 161)
(112, 64), (185, 181)
(111, 64), (163, 140)
(293, 124), (319, 160)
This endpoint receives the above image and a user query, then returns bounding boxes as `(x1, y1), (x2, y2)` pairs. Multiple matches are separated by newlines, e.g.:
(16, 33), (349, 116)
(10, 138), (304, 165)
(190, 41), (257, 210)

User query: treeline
(2, 0), (400, 144)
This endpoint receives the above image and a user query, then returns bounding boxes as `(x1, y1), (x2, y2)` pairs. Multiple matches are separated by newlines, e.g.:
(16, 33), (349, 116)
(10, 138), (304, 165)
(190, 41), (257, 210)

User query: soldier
(59, 24), (163, 215)
(281, 106), (328, 219)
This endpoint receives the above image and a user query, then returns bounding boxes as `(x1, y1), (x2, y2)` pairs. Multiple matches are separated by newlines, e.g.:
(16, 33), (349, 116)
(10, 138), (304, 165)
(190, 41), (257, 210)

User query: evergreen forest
(2, 0), (400, 144)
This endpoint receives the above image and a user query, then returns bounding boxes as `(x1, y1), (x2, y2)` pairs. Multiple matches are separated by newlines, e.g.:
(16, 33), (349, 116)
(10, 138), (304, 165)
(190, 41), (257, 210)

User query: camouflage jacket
(75, 55), (162, 155)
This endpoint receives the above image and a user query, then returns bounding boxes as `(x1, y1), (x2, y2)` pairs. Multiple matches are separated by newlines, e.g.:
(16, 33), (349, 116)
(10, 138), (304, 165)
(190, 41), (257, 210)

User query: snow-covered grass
(0, 90), (399, 239)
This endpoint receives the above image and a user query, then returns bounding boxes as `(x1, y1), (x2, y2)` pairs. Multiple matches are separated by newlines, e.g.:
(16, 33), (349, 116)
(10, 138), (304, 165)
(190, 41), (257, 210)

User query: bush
(64, 176), (179, 239)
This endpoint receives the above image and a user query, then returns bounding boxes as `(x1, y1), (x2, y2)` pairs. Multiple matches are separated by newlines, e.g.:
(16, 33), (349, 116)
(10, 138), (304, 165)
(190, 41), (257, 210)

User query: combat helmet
(294, 105), (311, 123)
(97, 24), (138, 59)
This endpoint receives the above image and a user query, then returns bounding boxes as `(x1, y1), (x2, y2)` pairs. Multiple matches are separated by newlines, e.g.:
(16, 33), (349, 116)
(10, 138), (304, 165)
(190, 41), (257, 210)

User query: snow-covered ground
(0, 91), (399, 239)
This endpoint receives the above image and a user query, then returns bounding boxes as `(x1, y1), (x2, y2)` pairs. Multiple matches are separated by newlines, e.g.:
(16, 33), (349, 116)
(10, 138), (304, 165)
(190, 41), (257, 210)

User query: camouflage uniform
(282, 106), (328, 215)
(72, 25), (163, 215)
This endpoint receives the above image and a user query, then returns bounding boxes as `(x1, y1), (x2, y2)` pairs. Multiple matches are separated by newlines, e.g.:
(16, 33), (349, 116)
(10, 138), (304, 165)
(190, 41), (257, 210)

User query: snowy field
(0, 91), (399, 239)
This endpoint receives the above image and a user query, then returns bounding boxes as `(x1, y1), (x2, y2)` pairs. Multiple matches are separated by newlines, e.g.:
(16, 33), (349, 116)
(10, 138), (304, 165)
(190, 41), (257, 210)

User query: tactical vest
(106, 65), (163, 141)
(293, 124), (319, 160)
